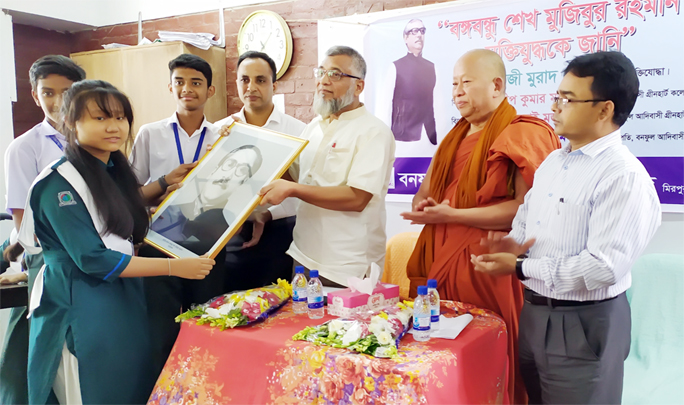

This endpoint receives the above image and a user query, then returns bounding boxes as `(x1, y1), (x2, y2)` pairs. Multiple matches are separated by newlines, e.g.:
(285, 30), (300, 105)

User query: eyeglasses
(218, 158), (252, 178)
(552, 96), (609, 107)
(405, 27), (426, 36)
(313, 67), (362, 82)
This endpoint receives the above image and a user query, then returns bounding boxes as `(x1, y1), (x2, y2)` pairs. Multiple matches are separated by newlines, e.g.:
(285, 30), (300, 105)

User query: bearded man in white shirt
(259, 45), (396, 287)
(472, 51), (661, 404)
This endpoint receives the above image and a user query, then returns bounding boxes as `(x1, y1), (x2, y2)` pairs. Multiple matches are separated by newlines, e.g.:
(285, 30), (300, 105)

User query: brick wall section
(13, 24), (75, 137)
(71, 0), (454, 123)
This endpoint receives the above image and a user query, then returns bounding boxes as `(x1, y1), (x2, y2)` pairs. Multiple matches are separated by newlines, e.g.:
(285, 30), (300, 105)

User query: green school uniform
(28, 158), (155, 404)
(0, 236), (43, 404)
(0, 238), (29, 405)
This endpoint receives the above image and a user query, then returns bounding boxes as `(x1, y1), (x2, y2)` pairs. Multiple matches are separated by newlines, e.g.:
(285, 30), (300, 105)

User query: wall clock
(237, 10), (294, 80)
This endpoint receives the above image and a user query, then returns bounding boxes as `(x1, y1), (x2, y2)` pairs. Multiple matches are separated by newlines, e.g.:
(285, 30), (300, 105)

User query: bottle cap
(427, 279), (437, 288)
(417, 285), (428, 295)
(295, 266), (304, 274)
(310, 270), (319, 278)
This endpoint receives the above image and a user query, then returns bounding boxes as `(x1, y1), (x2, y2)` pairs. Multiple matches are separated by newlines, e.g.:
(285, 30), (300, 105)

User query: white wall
(0, 0), (282, 28)
(0, 10), (15, 356)
(642, 213), (684, 255)
(1, 11), (16, 237)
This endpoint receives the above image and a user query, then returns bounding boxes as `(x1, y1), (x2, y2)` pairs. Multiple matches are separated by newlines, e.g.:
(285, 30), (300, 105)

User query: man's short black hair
(237, 51), (277, 83)
(29, 55), (86, 90)
(563, 51), (639, 127)
(168, 54), (213, 87)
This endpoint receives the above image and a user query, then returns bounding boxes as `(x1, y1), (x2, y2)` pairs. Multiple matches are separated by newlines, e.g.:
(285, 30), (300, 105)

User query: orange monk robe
(408, 115), (560, 405)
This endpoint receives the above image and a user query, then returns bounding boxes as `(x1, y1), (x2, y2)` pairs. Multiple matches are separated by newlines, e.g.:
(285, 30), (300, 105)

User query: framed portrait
(145, 122), (308, 259)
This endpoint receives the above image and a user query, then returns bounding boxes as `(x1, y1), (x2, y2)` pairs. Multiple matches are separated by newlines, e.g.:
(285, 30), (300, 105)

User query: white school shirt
(215, 106), (307, 220)
(4, 119), (66, 213)
(287, 105), (396, 286)
(129, 113), (219, 185)
(509, 130), (662, 301)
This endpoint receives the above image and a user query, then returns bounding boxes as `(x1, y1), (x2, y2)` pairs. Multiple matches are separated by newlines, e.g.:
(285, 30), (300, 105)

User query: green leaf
(175, 308), (205, 323)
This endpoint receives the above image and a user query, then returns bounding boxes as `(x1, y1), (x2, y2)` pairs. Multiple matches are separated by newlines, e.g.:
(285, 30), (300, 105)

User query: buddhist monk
(401, 49), (561, 404)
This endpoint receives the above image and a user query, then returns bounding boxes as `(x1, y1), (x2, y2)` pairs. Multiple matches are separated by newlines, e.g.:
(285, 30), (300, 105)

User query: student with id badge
(129, 54), (226, 379)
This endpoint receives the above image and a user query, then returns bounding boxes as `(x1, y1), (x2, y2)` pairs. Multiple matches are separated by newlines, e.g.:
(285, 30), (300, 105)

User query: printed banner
(362, 0), (683, 210)
(639, 156), (684, 205)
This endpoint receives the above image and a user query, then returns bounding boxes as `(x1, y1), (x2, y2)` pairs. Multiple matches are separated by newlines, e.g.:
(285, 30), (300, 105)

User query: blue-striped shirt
(510, 130), (661, 301)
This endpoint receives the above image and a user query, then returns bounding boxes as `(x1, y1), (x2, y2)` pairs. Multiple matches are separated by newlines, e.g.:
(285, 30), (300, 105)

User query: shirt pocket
(548, 201), (591, 255)
(320, 147), (353, 185)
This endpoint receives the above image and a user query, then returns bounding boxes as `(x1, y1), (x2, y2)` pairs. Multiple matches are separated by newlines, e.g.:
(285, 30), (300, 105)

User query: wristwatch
(515, 257), (528, 281)
(157, 175), (169, 192)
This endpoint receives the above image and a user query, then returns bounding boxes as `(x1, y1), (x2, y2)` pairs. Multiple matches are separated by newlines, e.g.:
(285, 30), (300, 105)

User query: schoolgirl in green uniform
(18, 80), (214, 404)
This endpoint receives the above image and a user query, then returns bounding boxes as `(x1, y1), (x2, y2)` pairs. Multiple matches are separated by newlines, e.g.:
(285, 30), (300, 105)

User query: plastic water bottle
(413, 285), (431, 341)
(292, 266), (308, 314)
(427, 279), (440, 331)
(307, 270), (324, 319)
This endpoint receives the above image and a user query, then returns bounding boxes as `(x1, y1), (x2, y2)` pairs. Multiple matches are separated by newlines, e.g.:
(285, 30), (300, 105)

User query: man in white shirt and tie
(215, 51), (306, 290)
(471, 51), (661, 404)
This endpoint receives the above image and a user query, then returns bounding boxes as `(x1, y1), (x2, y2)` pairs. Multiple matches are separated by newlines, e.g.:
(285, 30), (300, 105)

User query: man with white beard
(260, 46), (396, 287)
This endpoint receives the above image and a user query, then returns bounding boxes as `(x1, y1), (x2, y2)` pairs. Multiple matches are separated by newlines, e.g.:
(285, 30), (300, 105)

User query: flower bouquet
(292, 301), (414, 358)
(175, 279), (292, 330)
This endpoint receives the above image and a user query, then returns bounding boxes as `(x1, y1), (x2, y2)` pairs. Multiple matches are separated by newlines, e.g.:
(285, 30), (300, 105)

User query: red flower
(388, 318), (404, 337)
(241, 301), (262, 321)
(209, 296), (226, 309)
(335, 356), (364, 386)
(320, 373), (344, 403)
(369, 359), (393, 378)
(352, 386), (373, 405)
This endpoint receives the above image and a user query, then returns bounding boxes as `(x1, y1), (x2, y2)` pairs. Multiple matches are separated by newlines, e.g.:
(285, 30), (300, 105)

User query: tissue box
(327, 283), (400, 317)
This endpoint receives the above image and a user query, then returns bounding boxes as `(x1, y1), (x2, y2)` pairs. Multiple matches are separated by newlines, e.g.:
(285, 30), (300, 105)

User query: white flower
(369, 322), (384, 336)
(329, 319), (345, 334)
(342, 323), (363, 346)
(376, 330), (393, 345)
(218, 303), (234, 316)
(244, 294), (258, 304)
(204, 308), (221, 319)
(370, 316), (391, 332)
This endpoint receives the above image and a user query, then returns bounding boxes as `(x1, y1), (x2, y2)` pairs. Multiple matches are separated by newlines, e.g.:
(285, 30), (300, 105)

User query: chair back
(382, 232), (420, 299)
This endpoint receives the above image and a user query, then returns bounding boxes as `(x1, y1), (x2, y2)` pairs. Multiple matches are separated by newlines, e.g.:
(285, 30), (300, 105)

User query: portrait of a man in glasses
(149, 144), (263, 254)
(387, 19), (438, 145)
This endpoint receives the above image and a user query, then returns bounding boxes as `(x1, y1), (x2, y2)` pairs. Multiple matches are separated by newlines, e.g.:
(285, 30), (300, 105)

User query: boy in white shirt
(2, 54), (85, 405)
(130, 54), (225, 378)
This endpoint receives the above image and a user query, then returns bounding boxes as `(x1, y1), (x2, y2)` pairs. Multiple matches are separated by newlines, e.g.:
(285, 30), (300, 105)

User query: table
(147, 301), (509, 405)
(0, 283), (28, 309)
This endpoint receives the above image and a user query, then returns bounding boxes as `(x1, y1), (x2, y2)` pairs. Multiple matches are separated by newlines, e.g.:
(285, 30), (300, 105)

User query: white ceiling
(2, 0), (282, 32)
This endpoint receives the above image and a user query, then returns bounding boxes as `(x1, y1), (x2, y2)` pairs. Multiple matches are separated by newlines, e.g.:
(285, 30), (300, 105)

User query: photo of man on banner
(388, 19), (438, 145)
